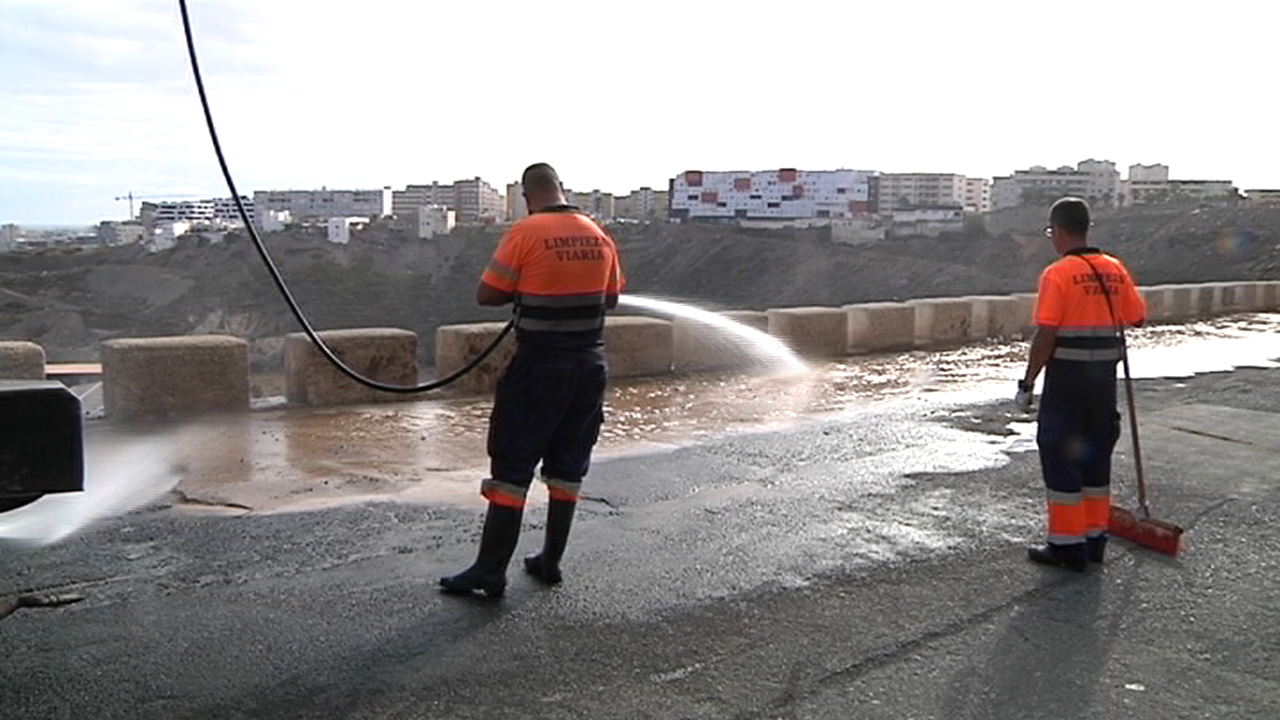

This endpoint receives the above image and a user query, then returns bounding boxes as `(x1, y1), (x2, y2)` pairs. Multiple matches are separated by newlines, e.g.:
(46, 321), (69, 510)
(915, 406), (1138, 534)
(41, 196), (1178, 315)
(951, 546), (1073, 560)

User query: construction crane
(113, 191), (202, 219)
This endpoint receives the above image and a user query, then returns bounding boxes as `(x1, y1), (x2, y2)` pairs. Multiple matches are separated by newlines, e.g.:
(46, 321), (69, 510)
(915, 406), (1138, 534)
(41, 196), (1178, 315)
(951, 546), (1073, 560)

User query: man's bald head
(522, 163), (563, 198)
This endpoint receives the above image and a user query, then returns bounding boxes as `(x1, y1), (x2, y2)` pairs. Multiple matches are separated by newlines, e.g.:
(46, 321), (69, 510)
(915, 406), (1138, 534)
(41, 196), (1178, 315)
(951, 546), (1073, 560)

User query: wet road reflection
(8, 313), (1276, 537)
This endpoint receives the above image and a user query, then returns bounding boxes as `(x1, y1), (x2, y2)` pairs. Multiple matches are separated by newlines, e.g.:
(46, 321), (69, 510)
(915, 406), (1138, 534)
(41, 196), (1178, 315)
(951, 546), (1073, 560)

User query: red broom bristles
(1110, 505), (1183, 556)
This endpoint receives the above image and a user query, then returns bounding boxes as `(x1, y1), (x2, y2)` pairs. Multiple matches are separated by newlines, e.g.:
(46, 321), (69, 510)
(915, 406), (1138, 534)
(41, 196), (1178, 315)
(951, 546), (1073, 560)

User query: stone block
(434, 321), (516, 397)
(0, 341), (45, 380)
(908, 297), (974, 348)
(968, 296), (1027, 340)
(1164, 284), (1195, 321)
(1193, 283), (1218, 318)
(1011, 293), (1038, 338)
(672, 310), (770, 372)
(844, 303), (915, 354)
(605, 316), (673, 378)
(102, 335), (249, 421)
(1139, 286), (1171, 324)
(1234, 282), (1261, 312)
(1260, 281), (1280, 311)
(766, 307), (848, 359)
(285, 328), (418, 407)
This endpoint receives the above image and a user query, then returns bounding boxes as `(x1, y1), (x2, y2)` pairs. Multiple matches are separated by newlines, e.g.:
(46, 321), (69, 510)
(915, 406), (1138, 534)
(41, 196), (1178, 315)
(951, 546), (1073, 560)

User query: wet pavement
(1, 314), (1279, 718)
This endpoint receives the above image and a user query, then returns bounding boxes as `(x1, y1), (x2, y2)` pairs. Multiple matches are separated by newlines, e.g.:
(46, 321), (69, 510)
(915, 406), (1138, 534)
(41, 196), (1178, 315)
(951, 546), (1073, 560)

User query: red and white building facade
(669, 169), (874, 221)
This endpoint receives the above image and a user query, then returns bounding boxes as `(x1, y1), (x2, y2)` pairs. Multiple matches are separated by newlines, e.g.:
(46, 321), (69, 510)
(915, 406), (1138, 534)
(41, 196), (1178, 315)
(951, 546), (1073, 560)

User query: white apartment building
(96, 221), (147, 246)
(1, 223), (19, 250)
(392, 183), (456, 219)
(326, 217), (368, 245)
(416, 205), (455, 239)
(506, 182), (527, 221)
(669, 168), (873, 221)
(568, 189), (615, 221)
(991, 160), (1121, 210)
(1121, 164), (1237, 206)
(140, 196), (253, 228)
(875, 174), (967, 213)
(253, 188), (391, 227)
(615, 187), (667, 222)
(964, 177), (991, 214)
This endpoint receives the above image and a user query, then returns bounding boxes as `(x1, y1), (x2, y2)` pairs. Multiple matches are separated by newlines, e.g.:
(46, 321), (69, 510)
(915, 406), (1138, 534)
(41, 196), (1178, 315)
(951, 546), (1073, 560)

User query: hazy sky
(2, 0), (1276, 225)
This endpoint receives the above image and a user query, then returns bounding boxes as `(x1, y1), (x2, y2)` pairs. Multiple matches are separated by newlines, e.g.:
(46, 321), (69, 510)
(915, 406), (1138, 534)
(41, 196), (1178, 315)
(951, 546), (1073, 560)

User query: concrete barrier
(285, 328), (417, 406)
(1234, 282), (1260, 312)
(672, 310), (769, 372)
(1163, 284), (1195, 321)
(102, 335), (249, 420)
(1139, 286), (1172, 323)
(967, 296), (1028, 340)
(845, 302), (915, 354)
(766, 307), (847, 359)
(1011, 293), (1038, 337)
(605, 316), (674, 378)
(909, 298), (974, 347)
(434, 322), (515, 397)
(0, 341), (46, 380)
(1261, 281), (1280, 311)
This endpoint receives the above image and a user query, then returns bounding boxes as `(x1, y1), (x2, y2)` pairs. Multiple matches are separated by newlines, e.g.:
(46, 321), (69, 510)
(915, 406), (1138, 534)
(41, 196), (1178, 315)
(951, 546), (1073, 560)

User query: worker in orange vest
(440, 163), (625, 598)
(1018, 197), (1145, 571)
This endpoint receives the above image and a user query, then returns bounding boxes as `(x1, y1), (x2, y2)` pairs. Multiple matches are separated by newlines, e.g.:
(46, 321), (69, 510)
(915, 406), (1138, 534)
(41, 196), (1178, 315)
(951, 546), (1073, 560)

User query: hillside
(2, 203), (1278, 367)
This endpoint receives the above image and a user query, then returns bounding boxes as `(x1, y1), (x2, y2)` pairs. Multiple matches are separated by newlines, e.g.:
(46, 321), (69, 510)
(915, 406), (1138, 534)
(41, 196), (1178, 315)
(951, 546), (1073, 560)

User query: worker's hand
(1014, 380), (1034, 413)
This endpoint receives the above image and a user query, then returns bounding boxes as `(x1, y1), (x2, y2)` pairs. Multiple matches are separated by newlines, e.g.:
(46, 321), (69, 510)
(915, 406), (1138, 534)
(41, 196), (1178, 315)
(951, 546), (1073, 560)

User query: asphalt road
(2, 367), (1278, 719)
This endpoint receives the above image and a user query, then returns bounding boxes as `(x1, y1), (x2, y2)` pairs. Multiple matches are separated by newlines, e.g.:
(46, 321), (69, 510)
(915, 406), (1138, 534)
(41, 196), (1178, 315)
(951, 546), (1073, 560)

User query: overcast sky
(2, 0), (1276, 225)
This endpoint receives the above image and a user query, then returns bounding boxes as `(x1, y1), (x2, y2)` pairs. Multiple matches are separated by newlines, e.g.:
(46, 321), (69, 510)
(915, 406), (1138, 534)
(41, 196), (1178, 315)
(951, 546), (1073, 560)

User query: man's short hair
(1049, 197), (1091, 237)
(521, 163), (561, 195)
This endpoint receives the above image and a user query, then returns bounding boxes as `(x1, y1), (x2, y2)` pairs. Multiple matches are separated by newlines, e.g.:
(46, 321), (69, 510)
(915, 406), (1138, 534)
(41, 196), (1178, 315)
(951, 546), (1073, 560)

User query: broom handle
(1119, 340), (1150, 518)
(1079, 254), (1150, 518)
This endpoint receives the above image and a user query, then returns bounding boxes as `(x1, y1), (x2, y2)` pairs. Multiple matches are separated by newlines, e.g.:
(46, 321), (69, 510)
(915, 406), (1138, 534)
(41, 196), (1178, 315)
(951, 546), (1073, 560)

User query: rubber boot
(440, 503), (523, 598)
(1086, 535), (1108, 563)
(524, 499), (576, 585)
(1027, 543), (1087, 572)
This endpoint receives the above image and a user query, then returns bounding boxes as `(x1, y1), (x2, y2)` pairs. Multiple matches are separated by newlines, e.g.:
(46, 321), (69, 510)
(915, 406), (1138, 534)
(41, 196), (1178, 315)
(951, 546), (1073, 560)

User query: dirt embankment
(1, 203), (1278, 366)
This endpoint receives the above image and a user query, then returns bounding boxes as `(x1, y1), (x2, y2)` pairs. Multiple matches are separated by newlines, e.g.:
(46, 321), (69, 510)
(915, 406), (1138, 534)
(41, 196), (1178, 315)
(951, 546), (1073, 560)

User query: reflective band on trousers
(1082, 486), (1110, 538)
(516, 317), (605, 333)
(1047, 490), (1084, 544)
(482, 478), (529, 509)
(1054, 346), (1123, 361)
(542, 475), (582, 502)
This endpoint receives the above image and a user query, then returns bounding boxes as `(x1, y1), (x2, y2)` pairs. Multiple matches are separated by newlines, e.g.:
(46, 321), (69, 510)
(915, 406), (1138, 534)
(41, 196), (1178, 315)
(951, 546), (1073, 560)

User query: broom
(1081, 256), (1184, 556)
(1110, 342), (1184, 555)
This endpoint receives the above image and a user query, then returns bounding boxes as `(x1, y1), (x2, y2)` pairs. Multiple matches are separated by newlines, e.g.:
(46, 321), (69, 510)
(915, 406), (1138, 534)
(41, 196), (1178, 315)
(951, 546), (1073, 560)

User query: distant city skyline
(2, 0), (1276, 225)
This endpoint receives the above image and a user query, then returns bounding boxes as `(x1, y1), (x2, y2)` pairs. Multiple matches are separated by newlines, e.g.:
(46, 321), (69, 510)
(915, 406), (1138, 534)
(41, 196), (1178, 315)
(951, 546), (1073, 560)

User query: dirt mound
(1, 204), (1277, 366)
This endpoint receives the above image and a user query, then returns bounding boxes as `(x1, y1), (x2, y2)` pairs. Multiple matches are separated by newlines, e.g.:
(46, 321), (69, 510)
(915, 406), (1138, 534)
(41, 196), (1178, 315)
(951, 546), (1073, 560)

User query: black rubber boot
(524, 499), (576, 585)
(440, 503), (524, 598)
(1028, 543), (1088, 572)
(1086, 536), (1108, 563)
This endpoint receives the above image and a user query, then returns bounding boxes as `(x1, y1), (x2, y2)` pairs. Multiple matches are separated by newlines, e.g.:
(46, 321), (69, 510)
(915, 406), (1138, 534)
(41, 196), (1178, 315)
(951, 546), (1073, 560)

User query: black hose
(177, 0), (512, 393)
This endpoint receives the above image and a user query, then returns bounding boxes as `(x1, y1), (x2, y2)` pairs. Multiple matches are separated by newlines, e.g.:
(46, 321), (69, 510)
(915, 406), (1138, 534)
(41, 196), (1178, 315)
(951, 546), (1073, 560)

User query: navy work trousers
(484, 345), (607, 507)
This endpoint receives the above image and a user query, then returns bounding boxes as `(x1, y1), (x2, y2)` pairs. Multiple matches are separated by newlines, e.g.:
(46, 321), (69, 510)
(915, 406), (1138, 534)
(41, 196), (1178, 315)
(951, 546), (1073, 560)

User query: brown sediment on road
(158, 315), (1280, 515)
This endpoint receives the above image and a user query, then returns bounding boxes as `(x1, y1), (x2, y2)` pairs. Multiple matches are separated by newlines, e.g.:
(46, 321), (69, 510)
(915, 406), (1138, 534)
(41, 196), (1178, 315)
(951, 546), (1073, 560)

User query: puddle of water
(4, 313), (1278, 546)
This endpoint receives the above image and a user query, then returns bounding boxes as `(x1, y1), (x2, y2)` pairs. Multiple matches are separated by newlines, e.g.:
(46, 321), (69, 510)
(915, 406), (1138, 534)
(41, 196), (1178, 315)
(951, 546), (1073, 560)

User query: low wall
(909, 298), (974, 348)
(767, 307), (847, 359)
(284, 328), (417, 406)
(0, 341), (45, 380)
(845, 303), (915, 353)
(10, 280), (1274, 413)
(605, 316), (674, 378)
(672, 310), (769, 372)
(435, 322), (516, 397)
(102, 335), (249, 421)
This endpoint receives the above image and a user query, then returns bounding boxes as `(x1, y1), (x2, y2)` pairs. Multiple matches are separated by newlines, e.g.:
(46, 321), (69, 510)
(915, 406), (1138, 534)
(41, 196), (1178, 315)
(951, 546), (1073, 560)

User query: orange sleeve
(1121, 266), (1146, 326)
(606, 235), (625, 295)
(1034, 265), (1065, 327)
(481, 226), (523, 292)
